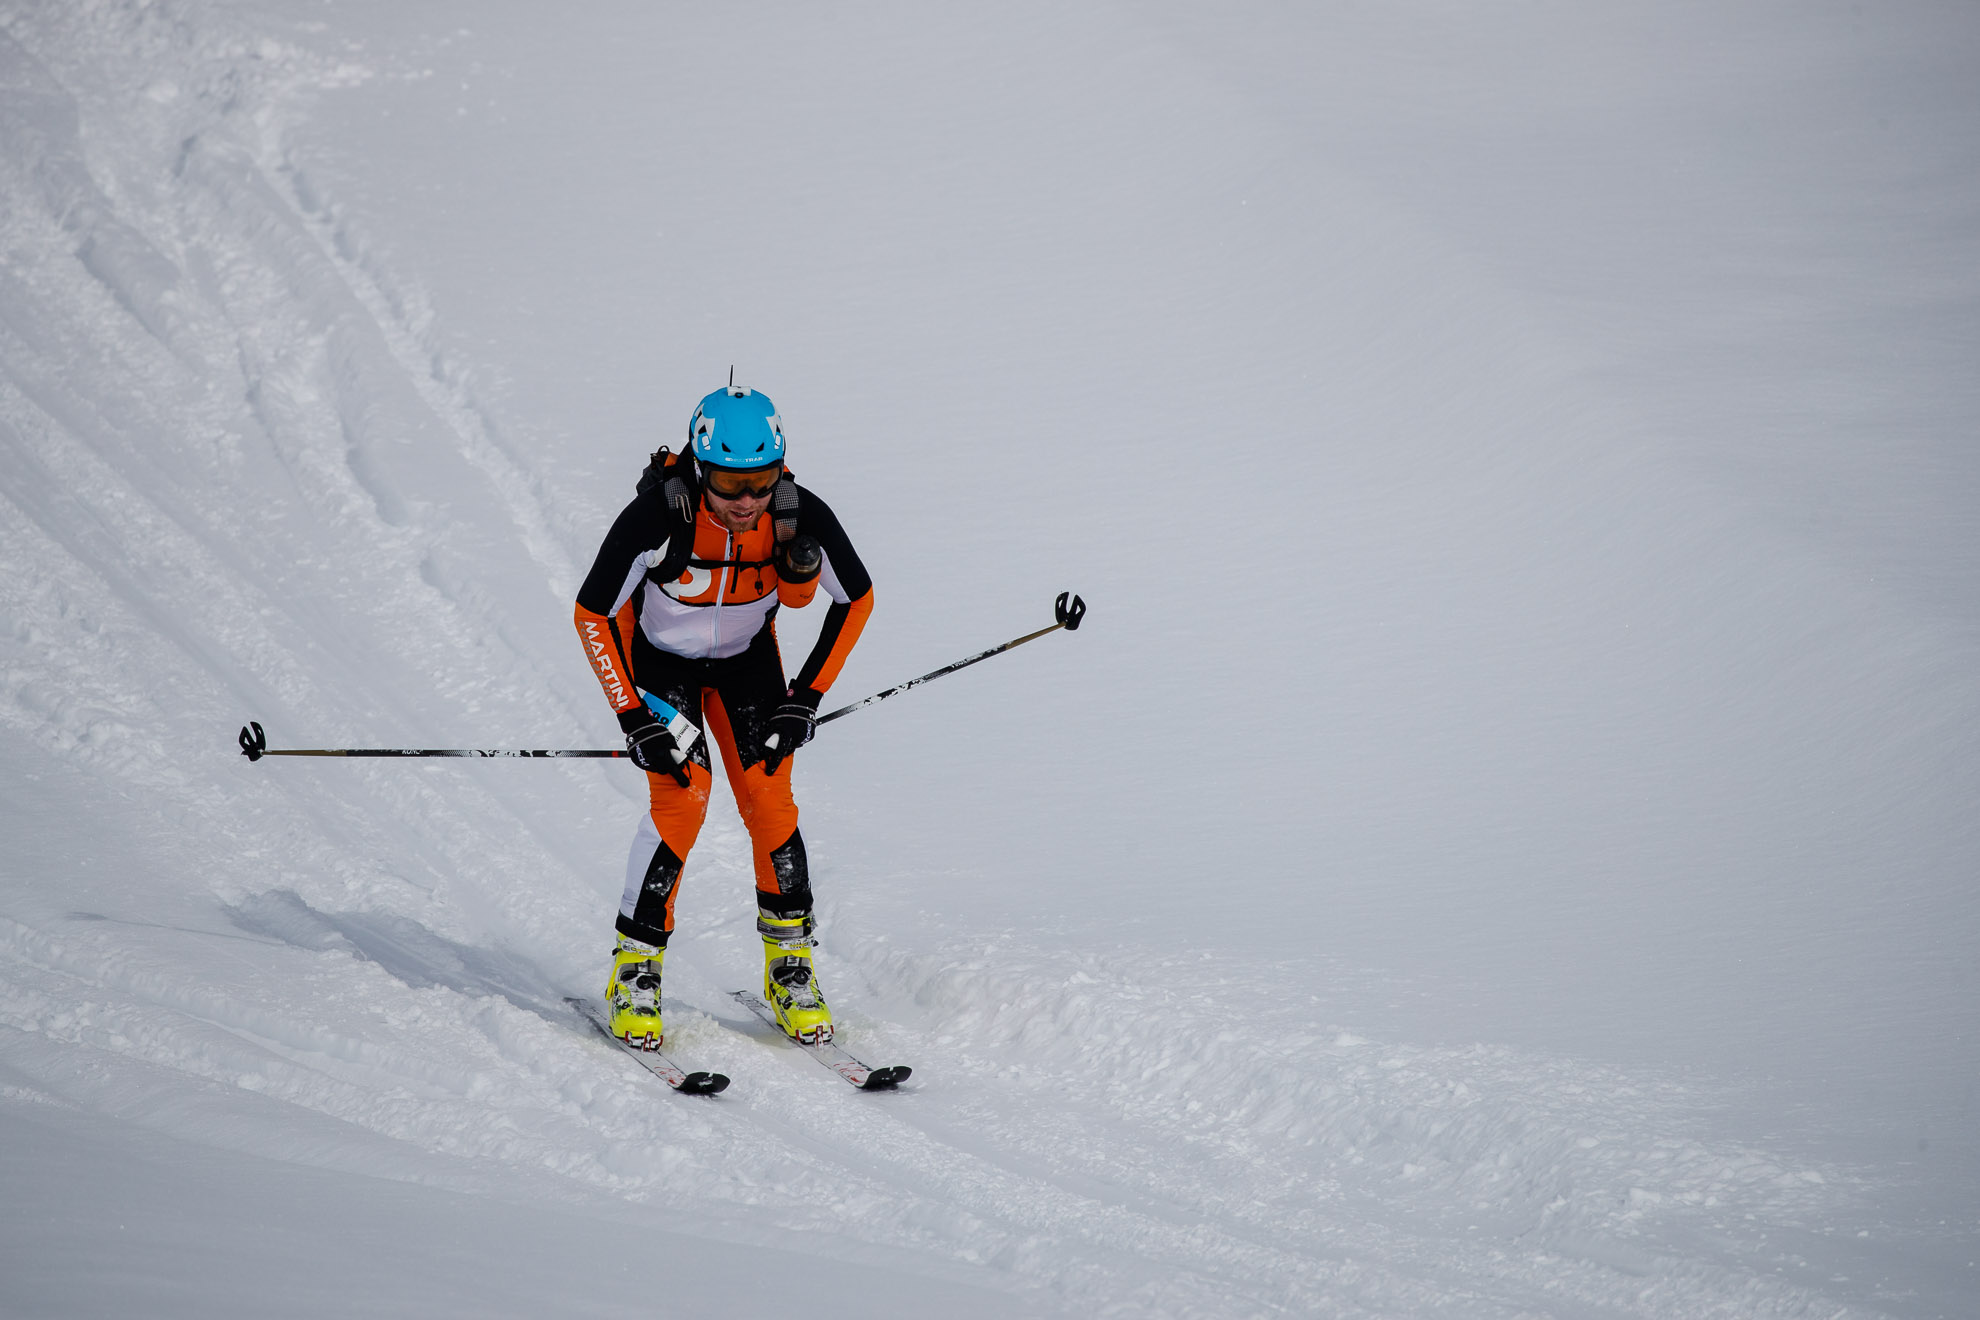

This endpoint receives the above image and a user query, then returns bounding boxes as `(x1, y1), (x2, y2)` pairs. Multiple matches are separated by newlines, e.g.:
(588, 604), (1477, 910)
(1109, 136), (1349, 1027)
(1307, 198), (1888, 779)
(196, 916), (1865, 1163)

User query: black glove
(760, 686), (821, 774)
(619, 706), (690, 786)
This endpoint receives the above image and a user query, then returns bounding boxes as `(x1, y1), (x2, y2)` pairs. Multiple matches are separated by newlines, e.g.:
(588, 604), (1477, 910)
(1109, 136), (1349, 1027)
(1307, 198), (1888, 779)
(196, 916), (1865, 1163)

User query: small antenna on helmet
(729, 365), (734, 388)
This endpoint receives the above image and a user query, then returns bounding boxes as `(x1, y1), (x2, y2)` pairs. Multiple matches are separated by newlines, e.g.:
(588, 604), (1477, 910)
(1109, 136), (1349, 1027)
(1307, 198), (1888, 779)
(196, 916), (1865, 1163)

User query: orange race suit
(573, 475), (872, 946)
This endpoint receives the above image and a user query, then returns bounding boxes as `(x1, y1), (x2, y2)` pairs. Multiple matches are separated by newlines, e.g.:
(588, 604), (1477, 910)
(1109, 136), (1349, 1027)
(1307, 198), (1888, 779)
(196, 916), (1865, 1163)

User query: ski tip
(860, 1065), (911, 1091)
(678, 1071), (730, 1096)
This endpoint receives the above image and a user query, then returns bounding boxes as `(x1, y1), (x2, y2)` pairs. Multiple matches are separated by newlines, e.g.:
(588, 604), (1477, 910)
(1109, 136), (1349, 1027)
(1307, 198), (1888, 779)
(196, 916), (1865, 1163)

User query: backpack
(637, 446), (802, 544)
(636, 447), (820, 589)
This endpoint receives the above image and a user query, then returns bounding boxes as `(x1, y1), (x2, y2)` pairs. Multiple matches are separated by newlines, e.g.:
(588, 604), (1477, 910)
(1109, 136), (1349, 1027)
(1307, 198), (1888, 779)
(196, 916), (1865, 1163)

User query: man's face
(702, 464), (781, 533)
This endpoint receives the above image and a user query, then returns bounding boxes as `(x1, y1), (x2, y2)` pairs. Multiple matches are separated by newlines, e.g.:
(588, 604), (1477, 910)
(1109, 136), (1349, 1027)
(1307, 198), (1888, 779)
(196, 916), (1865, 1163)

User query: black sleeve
(794, 486), (872, 603)
(576, 489), (682, 615)
(789, 487), (874, 694)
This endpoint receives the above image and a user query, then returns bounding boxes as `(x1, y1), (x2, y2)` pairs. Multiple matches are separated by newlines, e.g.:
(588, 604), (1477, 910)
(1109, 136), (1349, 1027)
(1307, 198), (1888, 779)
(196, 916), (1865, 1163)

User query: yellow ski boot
(606, 935), (665, 1049)
(759, 910), (833, 1044)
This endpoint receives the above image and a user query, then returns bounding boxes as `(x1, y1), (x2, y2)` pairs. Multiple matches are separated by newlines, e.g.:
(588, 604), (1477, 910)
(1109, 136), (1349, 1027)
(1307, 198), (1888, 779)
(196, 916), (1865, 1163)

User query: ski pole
(241, 692), (699, 763)
(239, 592), (1085, 761)
(815, 590), (1085, 727)
(238, 722), (626, 761)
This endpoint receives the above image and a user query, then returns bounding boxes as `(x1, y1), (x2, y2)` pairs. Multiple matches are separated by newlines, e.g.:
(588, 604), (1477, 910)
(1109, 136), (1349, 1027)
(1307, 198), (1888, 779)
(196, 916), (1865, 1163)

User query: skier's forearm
(575, 601), (640, 712)
(793, 589), (873, 694)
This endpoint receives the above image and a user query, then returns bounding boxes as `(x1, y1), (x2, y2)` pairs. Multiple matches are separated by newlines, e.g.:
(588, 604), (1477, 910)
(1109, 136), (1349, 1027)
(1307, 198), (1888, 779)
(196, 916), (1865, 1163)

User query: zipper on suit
(711, 524), (731, 651)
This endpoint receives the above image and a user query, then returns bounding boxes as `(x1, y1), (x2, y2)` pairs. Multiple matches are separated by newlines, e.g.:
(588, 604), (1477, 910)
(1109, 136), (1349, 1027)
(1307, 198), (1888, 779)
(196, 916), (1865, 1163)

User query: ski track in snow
(0, 891), (1882, 1318)
(0, 2), (1969, 1317)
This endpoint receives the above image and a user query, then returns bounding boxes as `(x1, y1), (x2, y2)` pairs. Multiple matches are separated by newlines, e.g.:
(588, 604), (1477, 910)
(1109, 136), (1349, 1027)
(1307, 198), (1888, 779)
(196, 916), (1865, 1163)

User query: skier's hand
(760, 686), (821, 775)
(619, 707), (690, 786)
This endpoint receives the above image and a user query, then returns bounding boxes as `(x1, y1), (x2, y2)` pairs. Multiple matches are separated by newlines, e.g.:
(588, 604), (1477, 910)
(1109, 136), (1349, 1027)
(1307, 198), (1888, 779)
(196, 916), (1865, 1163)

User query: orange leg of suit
(703, 691), (804, 899)
(615, 684), (810, 947)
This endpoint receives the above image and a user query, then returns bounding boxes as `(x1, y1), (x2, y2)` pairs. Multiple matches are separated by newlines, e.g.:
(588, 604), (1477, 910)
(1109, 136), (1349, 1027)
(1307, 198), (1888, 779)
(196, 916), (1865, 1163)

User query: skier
(573, 382), (873, 1049)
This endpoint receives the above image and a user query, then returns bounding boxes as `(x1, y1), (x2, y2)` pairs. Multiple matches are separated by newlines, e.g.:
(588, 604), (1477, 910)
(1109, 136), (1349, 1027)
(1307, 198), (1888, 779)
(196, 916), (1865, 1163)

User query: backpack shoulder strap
(636, 446), (697, 526)
(771, 471), (800, 544)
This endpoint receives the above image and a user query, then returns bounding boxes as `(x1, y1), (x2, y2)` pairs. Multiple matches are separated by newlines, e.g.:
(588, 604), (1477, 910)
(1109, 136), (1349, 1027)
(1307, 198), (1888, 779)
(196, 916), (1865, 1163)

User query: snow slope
(2, 1), (1976, 1315)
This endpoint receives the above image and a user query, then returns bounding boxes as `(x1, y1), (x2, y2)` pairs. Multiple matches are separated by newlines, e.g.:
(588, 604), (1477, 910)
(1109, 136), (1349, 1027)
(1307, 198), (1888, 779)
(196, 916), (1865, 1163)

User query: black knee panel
(617, 841), (684, 945)
(760, 830), (812, 916)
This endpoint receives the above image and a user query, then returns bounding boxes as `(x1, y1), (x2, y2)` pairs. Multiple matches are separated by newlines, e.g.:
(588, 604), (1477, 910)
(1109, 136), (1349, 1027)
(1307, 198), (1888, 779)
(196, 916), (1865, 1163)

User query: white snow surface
(3, 1), (1977, 1315)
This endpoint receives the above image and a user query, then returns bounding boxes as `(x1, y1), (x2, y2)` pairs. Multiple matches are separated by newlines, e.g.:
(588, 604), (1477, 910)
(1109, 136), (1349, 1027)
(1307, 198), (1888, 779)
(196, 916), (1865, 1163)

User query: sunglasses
(703, 467), (782, 501)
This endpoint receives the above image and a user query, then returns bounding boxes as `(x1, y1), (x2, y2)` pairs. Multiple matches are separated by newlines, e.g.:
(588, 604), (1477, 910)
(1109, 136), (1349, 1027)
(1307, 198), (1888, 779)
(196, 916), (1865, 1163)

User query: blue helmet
(688, 385), (786, 472)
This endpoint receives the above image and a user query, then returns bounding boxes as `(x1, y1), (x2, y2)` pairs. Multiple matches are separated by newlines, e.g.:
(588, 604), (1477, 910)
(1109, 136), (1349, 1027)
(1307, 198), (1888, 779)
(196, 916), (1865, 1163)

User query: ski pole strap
(816, 591), (1084, 727)
(238, 722), (623, 761)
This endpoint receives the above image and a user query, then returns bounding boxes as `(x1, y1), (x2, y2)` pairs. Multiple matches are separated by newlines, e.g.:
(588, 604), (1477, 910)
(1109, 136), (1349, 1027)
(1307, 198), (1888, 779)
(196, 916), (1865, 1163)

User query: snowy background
(3, 1), (1977, 1315)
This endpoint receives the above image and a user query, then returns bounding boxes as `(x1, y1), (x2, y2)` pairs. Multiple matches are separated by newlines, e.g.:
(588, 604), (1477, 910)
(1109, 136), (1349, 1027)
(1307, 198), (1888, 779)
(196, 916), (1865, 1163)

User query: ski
(565, 996), (729, 1095)
(728, 991), (911, 1090)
